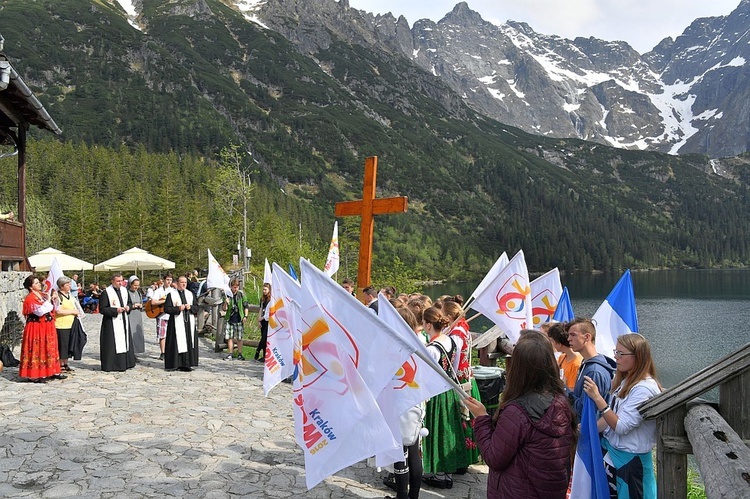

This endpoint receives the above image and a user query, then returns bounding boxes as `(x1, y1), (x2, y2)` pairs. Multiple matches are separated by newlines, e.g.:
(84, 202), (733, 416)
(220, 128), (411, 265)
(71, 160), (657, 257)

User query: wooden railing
(639, 342), (750, 498)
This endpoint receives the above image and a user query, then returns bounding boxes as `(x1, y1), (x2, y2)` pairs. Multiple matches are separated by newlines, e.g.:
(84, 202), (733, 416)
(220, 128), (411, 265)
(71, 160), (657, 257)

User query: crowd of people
(14, 269), (663, 499)
(363, 286), (661, 499)
(16, 270), (229, 376)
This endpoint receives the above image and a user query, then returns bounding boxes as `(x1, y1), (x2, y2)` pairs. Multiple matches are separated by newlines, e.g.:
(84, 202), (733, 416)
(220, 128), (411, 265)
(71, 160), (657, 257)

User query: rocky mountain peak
(240, 0), (750, 158)
(442, 2), (485, 25)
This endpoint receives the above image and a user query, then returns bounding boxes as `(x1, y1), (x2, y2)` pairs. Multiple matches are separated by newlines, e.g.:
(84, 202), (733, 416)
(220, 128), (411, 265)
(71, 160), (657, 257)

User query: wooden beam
(640, 342), (750, 419)
(685, 404), (750, 498)
(334, 197), (408, 217)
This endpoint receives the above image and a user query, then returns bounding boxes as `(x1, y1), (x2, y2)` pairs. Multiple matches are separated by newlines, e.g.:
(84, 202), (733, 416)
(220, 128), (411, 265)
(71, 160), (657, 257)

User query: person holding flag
(566, 318), (616, 419)
(53, 276), (82, 373)
(19, 275), (63, 382)
(254, 282), (271, 362)
(464, 330), (576, 498)
(582, 333), (662, 499)
(420, 306), (469, 490)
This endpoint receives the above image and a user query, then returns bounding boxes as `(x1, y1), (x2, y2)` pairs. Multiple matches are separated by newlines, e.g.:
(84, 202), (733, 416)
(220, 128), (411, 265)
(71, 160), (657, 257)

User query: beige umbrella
(28, 247), (94, 271)
(94, 247), (175, 272)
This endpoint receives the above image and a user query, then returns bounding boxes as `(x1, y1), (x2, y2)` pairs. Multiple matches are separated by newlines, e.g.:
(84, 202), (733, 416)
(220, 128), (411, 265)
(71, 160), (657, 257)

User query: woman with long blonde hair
(583, 333), (662, 499)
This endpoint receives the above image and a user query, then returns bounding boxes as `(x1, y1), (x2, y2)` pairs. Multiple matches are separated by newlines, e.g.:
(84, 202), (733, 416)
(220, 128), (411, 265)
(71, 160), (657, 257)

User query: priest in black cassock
(99, 273), (136, 372)
(164, 275), (199, 371)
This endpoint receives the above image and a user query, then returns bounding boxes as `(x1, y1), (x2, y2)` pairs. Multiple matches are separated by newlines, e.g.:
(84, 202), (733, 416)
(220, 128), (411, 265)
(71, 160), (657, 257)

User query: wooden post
(656, 407), (688, 499)
(334, 156), (407, 297)
(18, 126), (26, 227)
(719, 370), (750, 441)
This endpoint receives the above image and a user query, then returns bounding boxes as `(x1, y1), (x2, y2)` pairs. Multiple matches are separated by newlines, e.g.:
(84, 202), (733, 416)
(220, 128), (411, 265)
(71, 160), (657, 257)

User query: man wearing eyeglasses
(566, 318), (616, 419)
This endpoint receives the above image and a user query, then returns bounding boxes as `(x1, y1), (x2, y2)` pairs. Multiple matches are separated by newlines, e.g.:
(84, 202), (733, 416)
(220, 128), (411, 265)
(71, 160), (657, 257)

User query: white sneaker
(224, 354), (233, 361)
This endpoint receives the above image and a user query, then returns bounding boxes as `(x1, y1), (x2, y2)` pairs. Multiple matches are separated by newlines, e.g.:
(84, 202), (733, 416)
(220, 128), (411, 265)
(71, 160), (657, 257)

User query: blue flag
(288, 263), (299, 281)
(552, 286), (575, 322)
(570, 395), (610, 499)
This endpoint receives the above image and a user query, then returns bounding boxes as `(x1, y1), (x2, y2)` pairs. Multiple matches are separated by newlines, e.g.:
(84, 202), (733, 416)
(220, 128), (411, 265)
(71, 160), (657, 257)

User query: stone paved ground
(0, 313), (488, 498)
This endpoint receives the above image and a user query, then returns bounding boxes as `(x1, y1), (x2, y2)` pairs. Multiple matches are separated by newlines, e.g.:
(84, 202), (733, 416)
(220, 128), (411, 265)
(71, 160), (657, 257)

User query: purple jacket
(473, 392), (574, 499)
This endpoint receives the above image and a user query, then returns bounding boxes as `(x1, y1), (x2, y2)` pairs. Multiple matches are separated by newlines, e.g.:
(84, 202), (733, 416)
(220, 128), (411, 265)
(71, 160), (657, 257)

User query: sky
(347, 0), (742, 53)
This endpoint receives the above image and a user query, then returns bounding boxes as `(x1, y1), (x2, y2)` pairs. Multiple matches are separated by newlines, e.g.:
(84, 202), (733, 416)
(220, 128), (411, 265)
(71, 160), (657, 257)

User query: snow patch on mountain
(234, 0), (269, 29)
(114, 0), (142, 31)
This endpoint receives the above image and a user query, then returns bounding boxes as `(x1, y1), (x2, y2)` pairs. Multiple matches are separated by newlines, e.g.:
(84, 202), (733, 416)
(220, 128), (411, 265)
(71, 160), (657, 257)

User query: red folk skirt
(19, 316), (61, 380)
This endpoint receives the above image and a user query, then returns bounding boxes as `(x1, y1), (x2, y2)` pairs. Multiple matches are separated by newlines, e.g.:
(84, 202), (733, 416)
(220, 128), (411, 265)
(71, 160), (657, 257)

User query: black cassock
(99, 286), (136, 372)
(164, 289), (199, 370)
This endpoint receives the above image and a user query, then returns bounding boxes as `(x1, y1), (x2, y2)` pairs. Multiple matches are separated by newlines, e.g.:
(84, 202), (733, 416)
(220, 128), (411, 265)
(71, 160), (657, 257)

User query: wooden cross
(335, 156), (408, 295)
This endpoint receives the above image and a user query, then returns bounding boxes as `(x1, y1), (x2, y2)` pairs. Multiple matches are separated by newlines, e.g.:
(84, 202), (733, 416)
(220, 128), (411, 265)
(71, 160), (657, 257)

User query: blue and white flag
(591, 269), (638, 357)
(569, 395), (610, 499)
(552, 286), (575, 322)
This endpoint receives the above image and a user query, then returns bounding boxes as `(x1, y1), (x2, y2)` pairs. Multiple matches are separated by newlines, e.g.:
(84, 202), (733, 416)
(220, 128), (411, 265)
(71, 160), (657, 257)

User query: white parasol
(94, 247), (175, 272)
(28, 247), (94, 271)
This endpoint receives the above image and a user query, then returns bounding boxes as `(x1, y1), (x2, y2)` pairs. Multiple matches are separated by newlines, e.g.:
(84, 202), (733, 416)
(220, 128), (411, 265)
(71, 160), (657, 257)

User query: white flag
(374, 293), (453, 467)
(323, 221), (340, 277)
(467, 252), (508, 304)
(44, 257), (64, 292)
(300, 258), (415, 393)
(206, 249), (232, 297)
(530, 268), (563, 328)
(469, 250), (533, 343)
(263, 263), (300, 395)
(263, 258), (272, 285)
(293, 266), (400, 489)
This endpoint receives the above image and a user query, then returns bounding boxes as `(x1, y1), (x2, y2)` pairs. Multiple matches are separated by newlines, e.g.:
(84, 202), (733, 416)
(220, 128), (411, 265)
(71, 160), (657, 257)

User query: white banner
(469, 250), (532, 343)
(530, 268), (563, 328)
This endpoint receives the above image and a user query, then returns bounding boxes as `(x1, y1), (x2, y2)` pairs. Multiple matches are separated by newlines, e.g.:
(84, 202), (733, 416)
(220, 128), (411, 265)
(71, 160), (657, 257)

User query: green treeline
(0, 140), (332, 278)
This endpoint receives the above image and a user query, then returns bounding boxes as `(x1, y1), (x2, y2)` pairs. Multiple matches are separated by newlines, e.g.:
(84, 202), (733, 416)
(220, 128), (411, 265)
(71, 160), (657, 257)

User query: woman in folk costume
(163, 275), (199, 371)
(442, 298), (480, 469)
(99, 273), (136, 372)
(583, 333), (662, 499)
(19, 275), (63, 382)
(421, 306), (471, 490)
(126, 276), (146, 359)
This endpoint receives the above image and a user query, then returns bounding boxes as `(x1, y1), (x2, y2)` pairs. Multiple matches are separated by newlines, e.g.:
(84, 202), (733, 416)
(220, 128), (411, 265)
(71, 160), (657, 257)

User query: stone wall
(0, 271), (31, 350)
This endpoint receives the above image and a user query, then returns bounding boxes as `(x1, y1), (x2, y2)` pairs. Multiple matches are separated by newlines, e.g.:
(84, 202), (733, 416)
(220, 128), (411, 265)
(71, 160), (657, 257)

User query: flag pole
(466, 312), (482, 323)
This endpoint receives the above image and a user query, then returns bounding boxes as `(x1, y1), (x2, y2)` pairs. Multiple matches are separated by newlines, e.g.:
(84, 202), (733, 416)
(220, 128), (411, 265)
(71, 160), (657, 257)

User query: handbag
(1, 345), (19, 367)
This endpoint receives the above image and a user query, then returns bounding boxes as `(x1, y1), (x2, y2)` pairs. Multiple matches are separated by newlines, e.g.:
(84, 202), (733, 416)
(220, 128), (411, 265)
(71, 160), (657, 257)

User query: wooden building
(0, 33), (62, 270)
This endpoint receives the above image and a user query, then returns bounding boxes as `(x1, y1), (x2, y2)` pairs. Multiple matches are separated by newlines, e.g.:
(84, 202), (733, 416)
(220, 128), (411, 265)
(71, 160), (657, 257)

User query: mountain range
(241, 0), (750, 159)
(2, 0), (750, 277)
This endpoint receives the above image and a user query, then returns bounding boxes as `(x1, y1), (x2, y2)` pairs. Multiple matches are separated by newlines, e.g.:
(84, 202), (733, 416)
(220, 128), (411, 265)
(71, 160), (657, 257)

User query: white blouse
(604, 377), (661, 454)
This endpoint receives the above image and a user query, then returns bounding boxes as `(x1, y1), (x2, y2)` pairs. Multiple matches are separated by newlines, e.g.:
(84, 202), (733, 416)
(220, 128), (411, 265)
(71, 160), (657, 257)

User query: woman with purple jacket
(464, 330), (577, 498)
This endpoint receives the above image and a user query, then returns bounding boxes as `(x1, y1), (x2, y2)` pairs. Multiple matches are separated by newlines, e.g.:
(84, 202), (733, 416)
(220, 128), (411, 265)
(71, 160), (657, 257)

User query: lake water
(422, 269), (750, 391)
